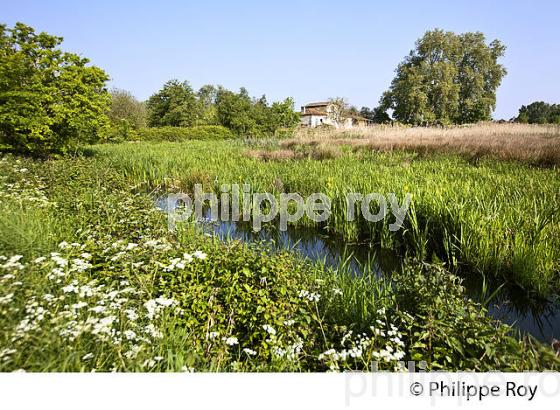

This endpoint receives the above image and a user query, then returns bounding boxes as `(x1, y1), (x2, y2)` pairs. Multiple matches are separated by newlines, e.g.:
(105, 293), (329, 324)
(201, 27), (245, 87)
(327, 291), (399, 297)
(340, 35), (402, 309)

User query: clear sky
(3, 0), (559, 119)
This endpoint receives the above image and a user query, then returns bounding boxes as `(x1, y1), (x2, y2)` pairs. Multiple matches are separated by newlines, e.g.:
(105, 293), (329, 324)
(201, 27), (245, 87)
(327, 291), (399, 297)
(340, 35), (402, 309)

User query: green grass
(89, 140), (560, 298)
(1, 153), (559, 371)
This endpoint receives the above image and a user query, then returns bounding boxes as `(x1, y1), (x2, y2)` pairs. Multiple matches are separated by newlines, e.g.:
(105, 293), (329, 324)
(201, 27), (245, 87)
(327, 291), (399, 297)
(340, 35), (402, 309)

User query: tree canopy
(380, 29), (507, 125)
(0, 22), (111, 154)
(146, 81), (300, 137)
(108, 88), (147, 130)
(516, 101), (560, 124)
(360, 106), (391, 124)
(146, 80), (203, 127)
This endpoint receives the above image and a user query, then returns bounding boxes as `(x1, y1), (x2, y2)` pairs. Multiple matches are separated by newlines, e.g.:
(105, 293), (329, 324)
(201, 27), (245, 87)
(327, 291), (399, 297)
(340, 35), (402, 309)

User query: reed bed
(285, 123), (560, 166)
(5, 155), (557, 371)
(91, 140), (560, 298)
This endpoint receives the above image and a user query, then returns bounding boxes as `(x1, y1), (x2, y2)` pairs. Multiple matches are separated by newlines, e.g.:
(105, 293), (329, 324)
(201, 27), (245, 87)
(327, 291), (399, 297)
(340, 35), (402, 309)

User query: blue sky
(4, 0), (559, 119)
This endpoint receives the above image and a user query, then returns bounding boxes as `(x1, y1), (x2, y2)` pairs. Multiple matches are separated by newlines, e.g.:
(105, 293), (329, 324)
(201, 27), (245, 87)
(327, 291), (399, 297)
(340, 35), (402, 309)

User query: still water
(157, 198), (559, 344)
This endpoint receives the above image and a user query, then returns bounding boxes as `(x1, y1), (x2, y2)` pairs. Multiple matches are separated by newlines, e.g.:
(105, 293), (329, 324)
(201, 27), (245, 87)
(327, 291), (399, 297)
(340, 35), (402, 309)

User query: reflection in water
(157, 198), (559, 343)
(200, 218), (400, 277)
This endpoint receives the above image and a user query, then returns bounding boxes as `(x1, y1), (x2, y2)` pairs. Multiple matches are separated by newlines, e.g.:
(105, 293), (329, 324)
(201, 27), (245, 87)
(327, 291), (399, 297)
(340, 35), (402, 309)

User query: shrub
(0, 23), (110, 155)
(138, 125), (234, 142)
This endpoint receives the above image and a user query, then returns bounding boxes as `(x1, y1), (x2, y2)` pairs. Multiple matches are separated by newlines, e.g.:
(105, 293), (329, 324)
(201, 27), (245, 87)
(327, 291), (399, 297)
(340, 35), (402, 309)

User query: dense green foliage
(1, 154), (558, 371)
(146, 81), (300, 138)
(138, 125), (234, 141)
(146, 80), (202, 128)
(215, 89), (300, 137)
(0, 23), (110, 155)
(107, 88), (147, 141)
(92, 140), (560, 298)
(359, 106), (391, 123)
(380, 29), (507, 125)
(516, 101), (560, 124)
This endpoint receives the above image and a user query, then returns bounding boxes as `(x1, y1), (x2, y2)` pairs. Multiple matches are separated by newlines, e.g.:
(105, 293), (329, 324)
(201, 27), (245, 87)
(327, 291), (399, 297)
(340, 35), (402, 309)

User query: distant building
(300, 101), (373, 128)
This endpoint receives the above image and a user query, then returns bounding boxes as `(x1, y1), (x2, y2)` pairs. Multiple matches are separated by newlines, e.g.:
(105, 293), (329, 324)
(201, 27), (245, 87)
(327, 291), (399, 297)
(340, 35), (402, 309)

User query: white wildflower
(62, 284), (78, 294)
(225, 336), (239, 346)
(193, 250), (207, 260)
(124, 330), (137, 340)
(125, 309), (138, 321)
(0, 293), (14, 304)
(82, 353), (94, 361)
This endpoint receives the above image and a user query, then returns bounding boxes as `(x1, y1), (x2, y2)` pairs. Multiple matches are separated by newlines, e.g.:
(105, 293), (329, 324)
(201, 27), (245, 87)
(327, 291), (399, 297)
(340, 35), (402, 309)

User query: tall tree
(215, 87), (257, 136)
(327, 97), (349, 127)
(0, 22), (110, 154)
(108, 88), (146, 130)
(360, 106), (391, 123)
(516, 101), (560, 124)
(146, 80), (202, 127)
(381, 29), (506, 125)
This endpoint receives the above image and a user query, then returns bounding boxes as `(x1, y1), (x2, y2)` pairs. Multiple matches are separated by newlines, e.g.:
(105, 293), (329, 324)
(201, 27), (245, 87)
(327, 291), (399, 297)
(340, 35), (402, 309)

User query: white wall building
(300, 101), (372, 128)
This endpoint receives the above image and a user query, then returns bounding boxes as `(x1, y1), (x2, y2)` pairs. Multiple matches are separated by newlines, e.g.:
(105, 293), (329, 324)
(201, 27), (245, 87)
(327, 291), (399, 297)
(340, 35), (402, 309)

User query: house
(300, 101), (373, 128)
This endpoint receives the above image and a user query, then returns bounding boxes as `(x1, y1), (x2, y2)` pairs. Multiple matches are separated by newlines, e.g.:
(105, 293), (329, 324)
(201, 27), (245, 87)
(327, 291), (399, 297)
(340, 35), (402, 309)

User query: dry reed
(283, 123), (560, 166)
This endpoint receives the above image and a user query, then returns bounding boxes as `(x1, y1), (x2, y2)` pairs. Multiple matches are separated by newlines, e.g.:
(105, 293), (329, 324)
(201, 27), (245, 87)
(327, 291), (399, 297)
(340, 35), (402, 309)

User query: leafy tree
(268, 97), (300, 133)
(214, 87), (299, 137)
(327, 97), (349, 127)
(360, 106), (391, 123)
(0, 22), (110, 154)
(148, 81), (299, 137)
(516, 101), (560, 124)
(381, 29), (507, 125)
(108, 88), (146, 130)
(197, 84), (219, 125)
(215, 87), (257, 136)
(146, 80), (203, 127)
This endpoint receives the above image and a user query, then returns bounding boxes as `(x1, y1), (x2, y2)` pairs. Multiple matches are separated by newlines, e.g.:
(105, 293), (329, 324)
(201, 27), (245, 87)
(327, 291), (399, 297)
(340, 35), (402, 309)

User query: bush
(0, 23), (110, 155)
(106, 119), (139, 143)
(138, 125), (234, 142)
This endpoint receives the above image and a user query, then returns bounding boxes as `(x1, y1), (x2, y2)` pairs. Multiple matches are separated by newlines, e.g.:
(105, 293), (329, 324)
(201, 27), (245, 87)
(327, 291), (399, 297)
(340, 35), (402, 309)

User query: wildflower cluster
(0, 158), (54, 208)
(318, 313), (406, 372)
(0, 234), (210, 371)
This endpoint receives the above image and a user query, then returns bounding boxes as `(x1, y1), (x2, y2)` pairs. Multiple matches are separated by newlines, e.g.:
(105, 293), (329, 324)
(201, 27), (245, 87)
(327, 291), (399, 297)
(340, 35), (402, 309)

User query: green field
(1, 140), (559, 372)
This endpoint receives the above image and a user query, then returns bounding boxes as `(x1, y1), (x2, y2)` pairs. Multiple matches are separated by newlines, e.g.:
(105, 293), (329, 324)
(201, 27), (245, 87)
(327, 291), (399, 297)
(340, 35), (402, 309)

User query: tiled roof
(303, 102), (329, 108)
(301, 108), (327, 116)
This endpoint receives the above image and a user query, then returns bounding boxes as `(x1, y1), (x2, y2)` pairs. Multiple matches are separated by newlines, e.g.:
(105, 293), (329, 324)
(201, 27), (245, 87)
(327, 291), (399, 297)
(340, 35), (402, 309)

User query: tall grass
(288, 122), (560, 166)
(90, 140), (560, 297)
(1, 154), (559, 371)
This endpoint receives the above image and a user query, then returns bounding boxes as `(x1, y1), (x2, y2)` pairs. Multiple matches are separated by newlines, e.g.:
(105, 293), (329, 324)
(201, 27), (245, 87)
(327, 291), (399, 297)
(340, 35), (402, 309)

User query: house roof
(303, 101), (330, 108)
(301, 108), (327, 116)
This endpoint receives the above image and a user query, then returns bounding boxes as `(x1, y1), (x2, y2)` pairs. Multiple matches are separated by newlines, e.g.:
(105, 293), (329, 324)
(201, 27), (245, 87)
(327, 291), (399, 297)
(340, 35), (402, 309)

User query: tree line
(108, 81), (300, 141)
(515, 101), (560, 124)
(2, 22), (558, 156)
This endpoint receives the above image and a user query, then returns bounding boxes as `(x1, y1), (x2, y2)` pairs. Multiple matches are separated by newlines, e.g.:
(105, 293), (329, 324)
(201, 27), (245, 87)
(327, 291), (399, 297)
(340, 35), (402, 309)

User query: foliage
(1, 154), (558, 371)
(381, 29), (507, 125)
(0, 22), (110, 155)
(138, 125), (234, 142)
(360, 106), (391, 123)
(327, 97), (349, 127)
(215, 88), (299, 137)
(91, 140), (560, 298)
(516, 101), (560, 124)
(146, 80), (203, 128)
(146, 82), (299, 138)
(108, 88), (147, 130)
(393, 263), (558, 370)
(106, 88), (147, 142)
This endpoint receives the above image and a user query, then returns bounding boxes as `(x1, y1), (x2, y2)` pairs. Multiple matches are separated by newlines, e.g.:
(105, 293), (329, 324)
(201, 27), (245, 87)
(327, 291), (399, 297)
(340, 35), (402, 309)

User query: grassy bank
(1, 155), (559, 371)
(89, 139), (560, 298)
